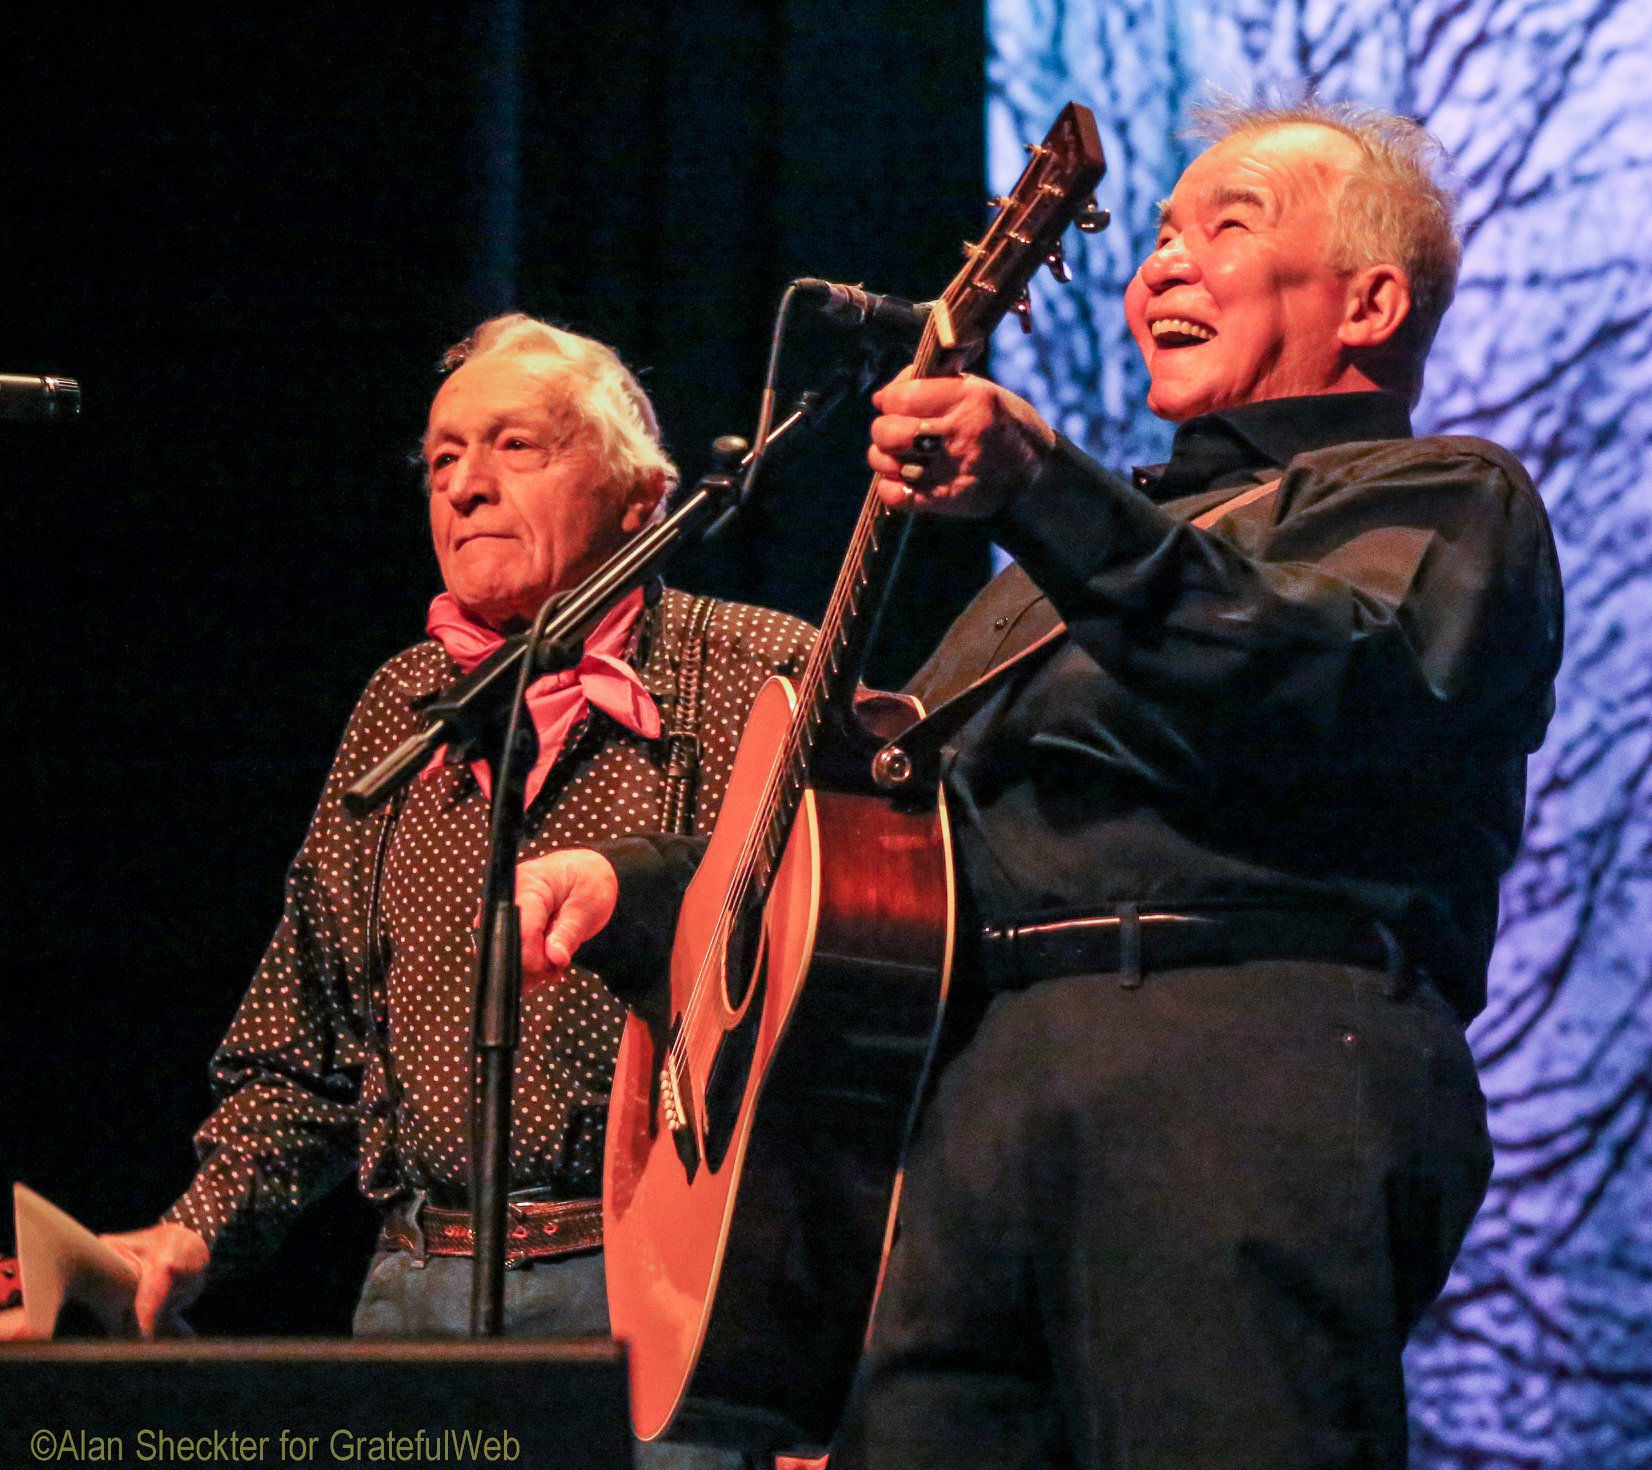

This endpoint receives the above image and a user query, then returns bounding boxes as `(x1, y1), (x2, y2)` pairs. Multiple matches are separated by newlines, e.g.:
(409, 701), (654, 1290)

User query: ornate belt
(379, 1196), (603, 1268)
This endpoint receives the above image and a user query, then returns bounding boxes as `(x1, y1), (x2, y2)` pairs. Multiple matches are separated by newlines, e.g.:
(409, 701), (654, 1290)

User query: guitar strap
(875, 476), (1281, 791)
(659, 593), (719, 835)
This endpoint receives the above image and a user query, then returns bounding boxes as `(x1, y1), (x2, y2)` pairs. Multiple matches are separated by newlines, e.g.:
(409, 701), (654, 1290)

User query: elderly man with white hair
(91, 315), (812, 1467)
(516, 103), (1565, 1469)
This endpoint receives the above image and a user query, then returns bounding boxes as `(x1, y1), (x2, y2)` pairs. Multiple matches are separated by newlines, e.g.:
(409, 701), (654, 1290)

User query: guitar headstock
(921, 102), (1107, 373)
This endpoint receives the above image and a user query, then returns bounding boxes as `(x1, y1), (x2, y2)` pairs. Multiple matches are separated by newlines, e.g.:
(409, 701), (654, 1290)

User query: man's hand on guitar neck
(516, 848), (620, 988)
(868, 368), (1056, 518)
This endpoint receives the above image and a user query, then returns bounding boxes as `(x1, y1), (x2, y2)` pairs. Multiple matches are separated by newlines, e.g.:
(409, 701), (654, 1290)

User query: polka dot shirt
(166, 588), (814, 1265)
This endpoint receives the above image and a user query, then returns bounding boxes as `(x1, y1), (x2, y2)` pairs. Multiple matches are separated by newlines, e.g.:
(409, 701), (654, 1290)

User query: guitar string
(668, 441), (917, 1074)
(666, 308), (950, 1092)
(661, 134), (1074, 1109)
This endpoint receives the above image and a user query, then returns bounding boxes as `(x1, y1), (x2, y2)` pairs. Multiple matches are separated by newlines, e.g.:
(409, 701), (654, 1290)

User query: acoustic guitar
(604, 102), (1107, 1453)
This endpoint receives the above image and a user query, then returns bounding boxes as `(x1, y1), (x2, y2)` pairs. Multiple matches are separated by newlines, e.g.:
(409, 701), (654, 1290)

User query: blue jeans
(354, 1245), (750, 1470)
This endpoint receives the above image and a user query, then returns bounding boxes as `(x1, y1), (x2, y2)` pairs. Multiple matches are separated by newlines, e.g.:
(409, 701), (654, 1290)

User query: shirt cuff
(162, 1184), (231, 1257)
(993, 434), (1177, 605)
(578, 834), (708, 1024)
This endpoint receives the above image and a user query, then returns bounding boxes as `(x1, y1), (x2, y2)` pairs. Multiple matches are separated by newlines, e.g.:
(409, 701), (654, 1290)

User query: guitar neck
(749, 324), (963, 893)
(742, 100), (1106, 898)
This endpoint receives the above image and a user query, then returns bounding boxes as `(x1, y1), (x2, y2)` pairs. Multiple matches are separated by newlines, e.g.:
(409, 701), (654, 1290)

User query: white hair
(438, 313), (679, 498)
(1190, 99), (1462, 387)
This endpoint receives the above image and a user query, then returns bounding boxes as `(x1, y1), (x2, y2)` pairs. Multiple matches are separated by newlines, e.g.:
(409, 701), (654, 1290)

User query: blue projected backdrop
(985, 3), (1652, 1466)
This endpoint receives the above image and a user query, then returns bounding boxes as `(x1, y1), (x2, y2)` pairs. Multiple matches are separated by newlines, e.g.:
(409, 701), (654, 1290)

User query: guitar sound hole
(704, 957), (766, 1173)
(722, 895), (765, 1011)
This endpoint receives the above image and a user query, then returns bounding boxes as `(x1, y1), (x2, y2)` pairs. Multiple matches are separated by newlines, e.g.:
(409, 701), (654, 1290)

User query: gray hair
(1189, 99), (1461, 383)
(438, 313), (679, 498)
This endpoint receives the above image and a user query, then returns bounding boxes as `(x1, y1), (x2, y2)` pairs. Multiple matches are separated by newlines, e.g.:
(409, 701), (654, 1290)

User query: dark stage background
(4, 3), (987, 1333)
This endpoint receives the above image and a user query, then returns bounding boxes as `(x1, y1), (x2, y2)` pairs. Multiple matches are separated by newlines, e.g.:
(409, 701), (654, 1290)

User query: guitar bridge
(659, 1049), (700, 1179)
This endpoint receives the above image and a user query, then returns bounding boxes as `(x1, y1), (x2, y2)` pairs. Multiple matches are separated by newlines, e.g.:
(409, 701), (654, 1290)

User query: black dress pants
(832, 959), (1491, 1470)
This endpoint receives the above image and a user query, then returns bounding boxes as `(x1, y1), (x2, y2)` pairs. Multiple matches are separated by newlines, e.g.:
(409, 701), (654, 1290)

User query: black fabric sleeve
(576, 834), (709, 1023)
(990, 432), (1562, 792)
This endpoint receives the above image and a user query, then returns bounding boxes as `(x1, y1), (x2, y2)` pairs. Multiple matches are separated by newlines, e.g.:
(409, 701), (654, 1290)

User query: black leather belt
(978, 904), (1404, 991)
(379, 1195), (603, 1268)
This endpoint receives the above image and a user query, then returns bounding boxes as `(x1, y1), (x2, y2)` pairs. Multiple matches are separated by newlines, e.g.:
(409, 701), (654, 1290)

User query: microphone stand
(340, 372), (859, 1336)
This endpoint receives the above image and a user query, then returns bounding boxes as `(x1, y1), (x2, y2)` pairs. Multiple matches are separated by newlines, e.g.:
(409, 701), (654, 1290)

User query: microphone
(0, 375), (81, 423)
(793, 279), (932, 342)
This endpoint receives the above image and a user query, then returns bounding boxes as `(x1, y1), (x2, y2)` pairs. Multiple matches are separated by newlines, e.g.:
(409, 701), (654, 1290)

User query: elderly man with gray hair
(516, 103), (1564, 1469)
(93, 314), (813, 1469)
(839, 99), (1564, 1470)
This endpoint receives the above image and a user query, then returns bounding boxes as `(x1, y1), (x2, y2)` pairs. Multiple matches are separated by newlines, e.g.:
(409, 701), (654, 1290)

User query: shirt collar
(1131, 391), (1414, 502)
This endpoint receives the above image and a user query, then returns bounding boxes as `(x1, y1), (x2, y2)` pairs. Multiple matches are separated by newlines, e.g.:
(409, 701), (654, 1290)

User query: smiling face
(424, 354), (660, 630)
(1124, 124), (1374, 422)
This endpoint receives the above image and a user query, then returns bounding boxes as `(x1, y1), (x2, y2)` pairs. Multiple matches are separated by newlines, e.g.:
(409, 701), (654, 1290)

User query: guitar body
(604, 675), (955, 1450)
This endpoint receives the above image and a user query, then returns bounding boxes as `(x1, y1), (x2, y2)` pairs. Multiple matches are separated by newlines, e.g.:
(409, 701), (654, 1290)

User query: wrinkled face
(425, 355), (649, 629)
(1124, 124), (1364, 421)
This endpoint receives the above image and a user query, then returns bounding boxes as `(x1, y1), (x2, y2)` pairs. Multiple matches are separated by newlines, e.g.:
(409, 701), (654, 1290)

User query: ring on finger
(900, 462), (926, 485)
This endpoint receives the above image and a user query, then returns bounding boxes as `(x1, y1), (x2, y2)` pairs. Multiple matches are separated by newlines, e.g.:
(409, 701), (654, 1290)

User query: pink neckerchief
(423, 586), (662, 808)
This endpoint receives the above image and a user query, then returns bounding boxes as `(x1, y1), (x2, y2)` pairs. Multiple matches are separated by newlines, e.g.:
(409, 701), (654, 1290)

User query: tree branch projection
(987, 2), (1651, 1466)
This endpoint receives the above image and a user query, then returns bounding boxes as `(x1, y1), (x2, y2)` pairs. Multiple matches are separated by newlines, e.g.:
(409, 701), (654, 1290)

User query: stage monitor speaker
(0, 1336), (633, 1468)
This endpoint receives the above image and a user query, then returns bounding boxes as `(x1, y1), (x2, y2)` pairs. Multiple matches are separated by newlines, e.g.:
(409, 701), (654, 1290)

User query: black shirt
(906, 391), (1563, 1019)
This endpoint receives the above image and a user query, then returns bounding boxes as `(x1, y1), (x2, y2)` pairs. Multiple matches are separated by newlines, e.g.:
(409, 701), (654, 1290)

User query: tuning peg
(1045, 243), (1070, 283)
(989, 195), (1012, 211)
(1011, 291), (1034, 334)
(1023, 142), (1051, 159)
(962, 239), (983, 260)
(1074, 199), (1110, 233)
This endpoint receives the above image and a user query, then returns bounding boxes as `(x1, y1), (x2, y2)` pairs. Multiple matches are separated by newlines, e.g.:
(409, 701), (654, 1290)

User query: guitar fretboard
(738, 314), (956, 899)
(725, 100), (1105, 911)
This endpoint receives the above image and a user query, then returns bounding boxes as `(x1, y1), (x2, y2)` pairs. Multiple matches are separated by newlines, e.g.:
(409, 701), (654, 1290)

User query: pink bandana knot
(423, 586), (662, 807)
